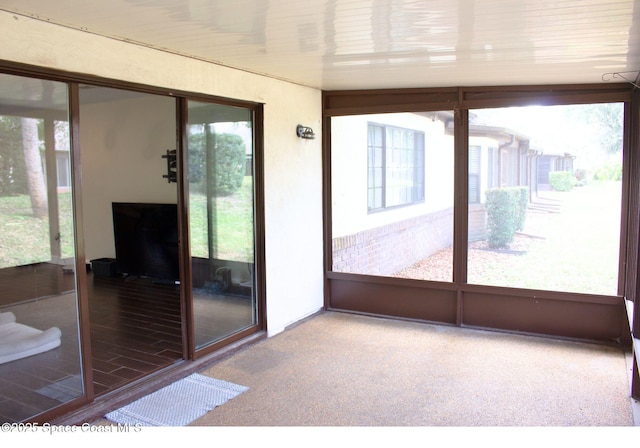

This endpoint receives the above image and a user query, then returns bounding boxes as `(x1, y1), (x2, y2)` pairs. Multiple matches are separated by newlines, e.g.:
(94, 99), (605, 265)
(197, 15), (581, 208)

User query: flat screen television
(112, 202), (179, 283)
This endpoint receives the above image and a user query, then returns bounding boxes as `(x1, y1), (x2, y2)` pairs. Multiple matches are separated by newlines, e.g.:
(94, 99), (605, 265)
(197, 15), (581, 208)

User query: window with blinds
(367, 123), (425, 211)
(468, 145), (481, 204)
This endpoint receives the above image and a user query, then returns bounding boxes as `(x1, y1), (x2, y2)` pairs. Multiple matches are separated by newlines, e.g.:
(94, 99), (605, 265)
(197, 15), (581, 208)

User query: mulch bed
(393, 208), (553, 282)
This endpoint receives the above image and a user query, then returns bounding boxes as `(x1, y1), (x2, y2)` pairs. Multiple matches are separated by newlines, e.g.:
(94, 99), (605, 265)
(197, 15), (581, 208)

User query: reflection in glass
(0, 74), (83, 422)
(187, 101), (257, 349)
(331, 112), (454, 282)
(466, 104), (623, 295)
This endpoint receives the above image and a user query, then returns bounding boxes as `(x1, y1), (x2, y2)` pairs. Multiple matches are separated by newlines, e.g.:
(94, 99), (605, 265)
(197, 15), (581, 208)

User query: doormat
(105, 373), (248, 427)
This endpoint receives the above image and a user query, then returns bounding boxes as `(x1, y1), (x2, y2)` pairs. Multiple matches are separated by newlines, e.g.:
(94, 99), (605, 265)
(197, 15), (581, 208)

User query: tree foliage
(567, 103), (623, 154)
(211, 133), (246, 196)
(0, 116), (28, 195)
(188, 127), (246, 197)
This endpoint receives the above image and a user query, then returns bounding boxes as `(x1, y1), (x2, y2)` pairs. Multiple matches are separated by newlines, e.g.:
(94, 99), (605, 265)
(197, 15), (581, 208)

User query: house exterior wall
(330, 115), (517, 273)
(330, 112), (455, 274)
(0, 11), (324, 335)
(332, 208), (453, 276)
(331, 113), (454, 238)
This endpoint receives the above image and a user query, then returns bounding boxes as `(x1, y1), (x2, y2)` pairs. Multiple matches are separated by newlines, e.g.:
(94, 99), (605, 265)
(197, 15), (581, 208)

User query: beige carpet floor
(193, 311), (634, 427)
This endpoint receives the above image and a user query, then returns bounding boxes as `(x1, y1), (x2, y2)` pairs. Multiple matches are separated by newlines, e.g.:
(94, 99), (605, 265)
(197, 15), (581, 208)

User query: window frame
(367, 121), (426, 212)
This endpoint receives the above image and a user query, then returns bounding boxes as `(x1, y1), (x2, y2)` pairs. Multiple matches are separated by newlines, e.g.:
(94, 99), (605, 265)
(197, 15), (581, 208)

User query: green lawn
(0, 192), (74, 268)
(468, 181), (622, 295)
(189, 176), (255, 262)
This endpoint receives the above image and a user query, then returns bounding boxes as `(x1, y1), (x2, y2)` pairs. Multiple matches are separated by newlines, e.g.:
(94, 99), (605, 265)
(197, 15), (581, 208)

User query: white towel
(0, 312), (16, 325)
(0, 315), (61, 364)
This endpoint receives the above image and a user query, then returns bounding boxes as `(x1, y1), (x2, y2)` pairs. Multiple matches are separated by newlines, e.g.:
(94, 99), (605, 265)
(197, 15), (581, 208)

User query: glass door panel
(0, 74), (83, 422)
(78, 85), (181, 397)
(187, 101), (257, 349)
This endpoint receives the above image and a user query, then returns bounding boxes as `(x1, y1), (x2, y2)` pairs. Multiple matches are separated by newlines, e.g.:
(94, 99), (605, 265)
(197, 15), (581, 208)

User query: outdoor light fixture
(296, 124), (315, 139)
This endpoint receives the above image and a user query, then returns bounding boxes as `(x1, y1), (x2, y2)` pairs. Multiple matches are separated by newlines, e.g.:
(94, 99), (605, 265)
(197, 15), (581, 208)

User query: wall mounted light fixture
(296, 124), (315, 139)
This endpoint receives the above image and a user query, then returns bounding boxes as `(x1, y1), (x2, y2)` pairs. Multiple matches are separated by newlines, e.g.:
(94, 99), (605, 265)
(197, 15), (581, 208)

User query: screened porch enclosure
(325, 86), (631, 344)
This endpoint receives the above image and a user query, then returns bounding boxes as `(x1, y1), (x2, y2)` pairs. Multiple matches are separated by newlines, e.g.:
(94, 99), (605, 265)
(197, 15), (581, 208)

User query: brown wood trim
(633, 355), (640, 400)
(324, 102), (459, 117)
(462, 83), (633, 109)
(462, 92), (633, 111)
(624, 300), (639, 399)
(193, 324), (263, 360)
(329, 277), (624, 343)
(453, 102), (469, 284)
(323, 88), (458, 116)
(633, 90), (640, 338)
(69, 82), (94, 403)
(328, 271), (623, 305)
(322, 114), (333, 310)
(323, 83), (634, 117)
(327, 271), (458, 291)
(463, 82), (633, 93)
(462, 290), (623, 342)
(253, 105), (267, 333)
(176, 96), (193, 360)
(621, 101), (636, 299)
(0, 59), (263, 109)
(460, 283), (623, 305)
(329, 278), (458, 325)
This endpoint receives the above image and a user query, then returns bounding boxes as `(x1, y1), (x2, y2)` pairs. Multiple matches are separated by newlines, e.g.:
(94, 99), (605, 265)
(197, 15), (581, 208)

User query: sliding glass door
(186, 101), (257, 350)
(0, 73), (83, 422)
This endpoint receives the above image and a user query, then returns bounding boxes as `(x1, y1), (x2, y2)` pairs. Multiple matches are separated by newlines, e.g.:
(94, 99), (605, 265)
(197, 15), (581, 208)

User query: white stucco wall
(0, 11), (323, 335)
(331, 113), (454, 238)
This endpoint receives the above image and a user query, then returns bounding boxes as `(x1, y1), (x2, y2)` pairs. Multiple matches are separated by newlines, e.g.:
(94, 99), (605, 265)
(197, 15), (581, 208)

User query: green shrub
(188, 132), (246, 197)
(211, 133), (247, 196)
(486, 188), (521, 248)
(593, 161), (622, 181)
(549, 171), (575, 191)
(515, 186), (529, 231)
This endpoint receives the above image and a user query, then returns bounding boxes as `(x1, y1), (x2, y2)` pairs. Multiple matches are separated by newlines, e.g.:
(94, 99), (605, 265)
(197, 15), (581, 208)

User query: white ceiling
(1, 0), (639, 90)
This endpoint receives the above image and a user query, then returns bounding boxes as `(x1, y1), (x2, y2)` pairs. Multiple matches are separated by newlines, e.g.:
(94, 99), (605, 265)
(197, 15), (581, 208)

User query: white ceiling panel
(0, 0), (638, 90)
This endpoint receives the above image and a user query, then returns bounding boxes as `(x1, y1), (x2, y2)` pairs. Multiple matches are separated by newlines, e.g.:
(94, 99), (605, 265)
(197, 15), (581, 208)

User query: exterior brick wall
(332, 208), (454, 276)
(468, 203), (487, 242)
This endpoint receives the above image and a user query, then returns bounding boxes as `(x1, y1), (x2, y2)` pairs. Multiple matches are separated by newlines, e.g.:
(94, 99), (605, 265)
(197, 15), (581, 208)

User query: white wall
(79, 93), (177, 261)
(331, 113), (454, 238)
(0, 11), (324, 335)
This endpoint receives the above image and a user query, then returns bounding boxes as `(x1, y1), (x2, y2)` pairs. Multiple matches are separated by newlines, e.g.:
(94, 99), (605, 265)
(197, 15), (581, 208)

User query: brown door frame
(178, 97), (267, 361)
(0, 59), (267, 422)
